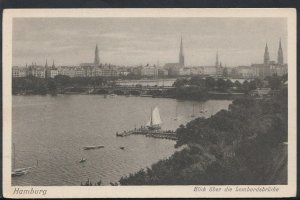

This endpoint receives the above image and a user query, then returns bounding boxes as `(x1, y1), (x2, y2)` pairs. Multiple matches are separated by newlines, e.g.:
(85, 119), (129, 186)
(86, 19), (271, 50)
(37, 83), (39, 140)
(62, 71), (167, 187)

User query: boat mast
(13, 143), (15, 170)
(193, 104), (195, 115)
(150, 107), (153, 126)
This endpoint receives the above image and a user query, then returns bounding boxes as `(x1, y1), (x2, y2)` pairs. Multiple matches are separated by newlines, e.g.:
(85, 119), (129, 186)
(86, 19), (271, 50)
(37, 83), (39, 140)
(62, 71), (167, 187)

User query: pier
(116, 128), (177, 140)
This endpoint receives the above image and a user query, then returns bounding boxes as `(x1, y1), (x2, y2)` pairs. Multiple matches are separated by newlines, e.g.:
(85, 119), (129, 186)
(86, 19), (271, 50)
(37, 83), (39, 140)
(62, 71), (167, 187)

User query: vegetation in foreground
(119, 84), (287, 185)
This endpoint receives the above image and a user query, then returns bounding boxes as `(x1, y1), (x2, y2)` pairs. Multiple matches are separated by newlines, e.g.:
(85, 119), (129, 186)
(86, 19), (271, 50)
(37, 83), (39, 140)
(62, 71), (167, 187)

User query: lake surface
(12, 95), (232, 186)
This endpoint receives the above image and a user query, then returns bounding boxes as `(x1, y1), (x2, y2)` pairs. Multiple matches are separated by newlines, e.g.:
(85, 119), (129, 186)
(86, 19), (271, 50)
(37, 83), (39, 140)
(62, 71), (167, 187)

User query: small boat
(110, 94), (117, 97)
(83, 145), (104, 150)
(79, 158), (87, 163)
(140, 94), (152, 97)
(120, 147), (125, 150)
(12, 169), (28, 177)
(199, 104), (207, 113)
(11, 144), (38, 177)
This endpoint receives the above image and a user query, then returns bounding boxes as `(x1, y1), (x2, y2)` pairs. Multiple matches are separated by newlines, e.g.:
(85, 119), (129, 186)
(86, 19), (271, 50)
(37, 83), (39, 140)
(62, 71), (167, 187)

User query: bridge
(62, 85), (175, 96)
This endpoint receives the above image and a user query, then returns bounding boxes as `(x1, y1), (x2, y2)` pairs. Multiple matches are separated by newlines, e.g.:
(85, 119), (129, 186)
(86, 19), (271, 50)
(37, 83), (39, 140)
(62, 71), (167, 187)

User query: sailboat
(12, 144), (39, 177)
(190, 104), (195, 118)
(199, 104), (205, 113)
(117, 105), (177, 139)
(146, 106), (162, 130)
(12, 143), (28, 177)
(173, 105), (178, 121)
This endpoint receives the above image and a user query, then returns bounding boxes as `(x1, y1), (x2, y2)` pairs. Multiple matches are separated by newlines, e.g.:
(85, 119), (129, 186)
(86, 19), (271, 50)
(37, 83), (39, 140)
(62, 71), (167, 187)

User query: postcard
(2, 8), (297, 198)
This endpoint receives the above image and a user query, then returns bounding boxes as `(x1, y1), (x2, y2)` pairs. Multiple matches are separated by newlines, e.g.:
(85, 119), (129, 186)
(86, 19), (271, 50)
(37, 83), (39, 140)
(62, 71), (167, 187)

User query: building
(254, 39), (288, 78)
(75, 67), (85, 77)
(236, 66), (255, 78)
(101, 65), (118, 77)
(164, 37), (185, 76)
(202, 66), (217, 76)
(45, 60), (58, 78)
(190, 67), (203, 75)
(158, 68), (168, 77)
(58, 66), (76, 77)
(12, 66), (27, 78)
(178, 67), (191, 76)
(140, 65), (158, 77)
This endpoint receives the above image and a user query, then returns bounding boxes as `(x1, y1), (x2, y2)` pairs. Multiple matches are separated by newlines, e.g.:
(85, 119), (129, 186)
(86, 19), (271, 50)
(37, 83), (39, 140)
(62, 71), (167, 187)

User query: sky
(13, 17), (287, 67)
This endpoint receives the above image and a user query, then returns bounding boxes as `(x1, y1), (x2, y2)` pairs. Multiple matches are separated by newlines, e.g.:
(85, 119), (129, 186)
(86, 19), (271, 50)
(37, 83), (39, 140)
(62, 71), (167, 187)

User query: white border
(3, 8), (297, 198)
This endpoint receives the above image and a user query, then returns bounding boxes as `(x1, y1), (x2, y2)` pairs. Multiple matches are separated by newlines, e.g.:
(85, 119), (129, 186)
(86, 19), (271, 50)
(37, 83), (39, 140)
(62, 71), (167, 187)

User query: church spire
(179, 36), (184, 66)
(52, 59), (55, 68)
(215, 51), (219, 67)
(264, 43), (270, 64)
(277, 38), (283, 65)
(45, 59), (48, 68)
(94, 44), (100, 66)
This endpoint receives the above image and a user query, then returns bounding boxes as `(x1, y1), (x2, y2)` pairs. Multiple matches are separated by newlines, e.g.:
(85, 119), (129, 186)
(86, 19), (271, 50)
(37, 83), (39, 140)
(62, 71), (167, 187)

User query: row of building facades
(12, 38), (287, 79)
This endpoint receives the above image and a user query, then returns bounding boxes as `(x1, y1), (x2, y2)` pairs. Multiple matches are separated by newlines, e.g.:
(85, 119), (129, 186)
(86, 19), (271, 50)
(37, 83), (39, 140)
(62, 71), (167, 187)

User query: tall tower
(277, 38), (284, 65)
(264, 43), (270, 64)
(94, 44), (100, 66)
(179, 36), (184, 66)
(215, 51), (219, 67)
(52, 60), (55, 68)
(45, 59), (48, 68)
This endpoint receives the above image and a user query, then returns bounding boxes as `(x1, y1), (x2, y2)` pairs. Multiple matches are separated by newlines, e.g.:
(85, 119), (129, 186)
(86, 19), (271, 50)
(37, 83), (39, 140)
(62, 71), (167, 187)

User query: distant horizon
(13, 18), (287, 67)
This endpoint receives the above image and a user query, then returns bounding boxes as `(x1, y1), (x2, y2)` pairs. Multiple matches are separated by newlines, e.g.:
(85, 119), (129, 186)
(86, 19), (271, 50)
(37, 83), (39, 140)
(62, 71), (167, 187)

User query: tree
(223, 67), (228, 77)
(54, 75), (71, 87)
(216, 78), (227, 91)
(205, 77), (215, 89)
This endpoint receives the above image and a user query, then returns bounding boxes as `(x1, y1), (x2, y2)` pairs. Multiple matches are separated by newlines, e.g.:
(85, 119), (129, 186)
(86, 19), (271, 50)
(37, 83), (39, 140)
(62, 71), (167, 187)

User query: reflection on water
(12, 95), (231, 186)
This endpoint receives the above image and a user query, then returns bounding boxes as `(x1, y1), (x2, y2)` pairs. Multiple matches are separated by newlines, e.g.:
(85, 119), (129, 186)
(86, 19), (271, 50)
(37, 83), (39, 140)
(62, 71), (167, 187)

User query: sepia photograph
(3, 8), (296, 198)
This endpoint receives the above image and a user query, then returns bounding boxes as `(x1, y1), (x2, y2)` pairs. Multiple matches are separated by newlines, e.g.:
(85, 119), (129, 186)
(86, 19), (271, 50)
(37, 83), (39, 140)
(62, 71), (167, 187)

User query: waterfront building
(190, 66), (204, 76)
(12, 66), (27, 78)
(178, 67), (191, 76)
(158, 68), (168, 77)
(45, 60), (58, 78)
(101, 65), (118, 77)
(202, 66), (217, 76)
(58, 66), (76, 77)
(235, 66), (256, 78)
(140, 65), (158, 77)
(75, 67), (85, 77)
(29, 66), (46, 78)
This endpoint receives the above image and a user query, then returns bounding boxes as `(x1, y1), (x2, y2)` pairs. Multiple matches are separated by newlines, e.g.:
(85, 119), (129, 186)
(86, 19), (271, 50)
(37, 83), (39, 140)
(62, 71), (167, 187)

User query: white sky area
(13, 18), (287, 67)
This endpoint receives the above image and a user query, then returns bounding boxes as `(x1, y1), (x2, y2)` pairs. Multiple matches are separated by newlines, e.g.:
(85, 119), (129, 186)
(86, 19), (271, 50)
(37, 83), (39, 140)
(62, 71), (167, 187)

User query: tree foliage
(119, 86), (288, 185)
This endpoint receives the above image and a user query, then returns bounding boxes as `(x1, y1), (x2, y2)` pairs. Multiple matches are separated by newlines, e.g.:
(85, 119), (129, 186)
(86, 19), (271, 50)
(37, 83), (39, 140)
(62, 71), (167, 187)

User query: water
(12, 95), (232, 186)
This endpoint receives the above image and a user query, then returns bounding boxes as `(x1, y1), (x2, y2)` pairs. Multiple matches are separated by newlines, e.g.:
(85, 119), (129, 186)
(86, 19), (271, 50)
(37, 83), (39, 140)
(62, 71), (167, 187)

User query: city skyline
(13, 17), (287, 67)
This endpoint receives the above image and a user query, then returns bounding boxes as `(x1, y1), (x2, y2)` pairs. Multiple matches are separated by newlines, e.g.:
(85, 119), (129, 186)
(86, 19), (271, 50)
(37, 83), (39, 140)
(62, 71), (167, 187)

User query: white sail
(152, 107), (162, 125)
(146, 106), (162, 126)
